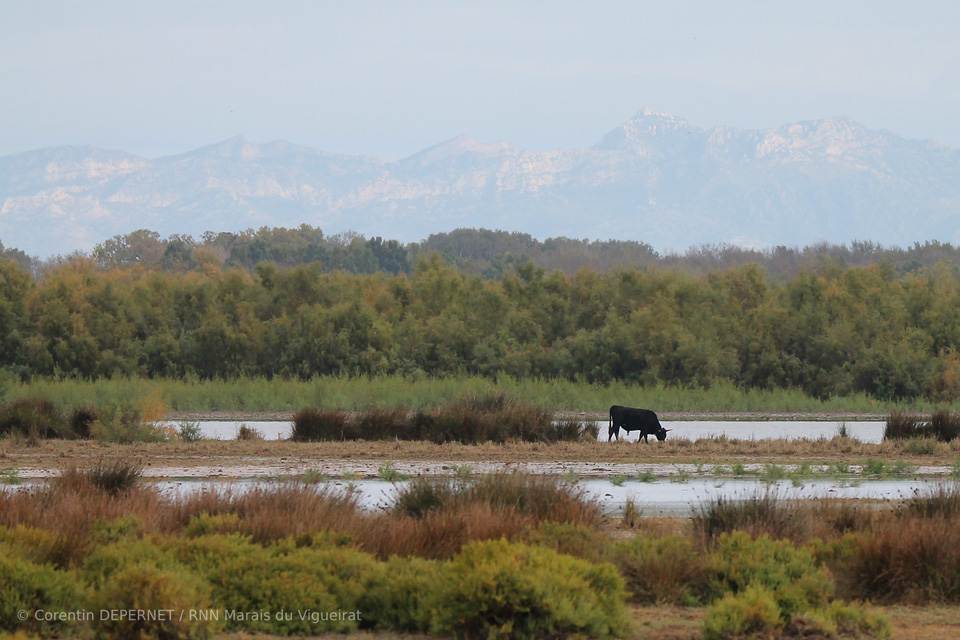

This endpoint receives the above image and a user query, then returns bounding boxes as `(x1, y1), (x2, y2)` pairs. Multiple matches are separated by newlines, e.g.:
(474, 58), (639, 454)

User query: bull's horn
(662, 428), (672, 432)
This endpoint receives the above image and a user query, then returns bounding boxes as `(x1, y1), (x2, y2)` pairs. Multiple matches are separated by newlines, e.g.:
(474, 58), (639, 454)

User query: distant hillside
(2, 110), (959, 257)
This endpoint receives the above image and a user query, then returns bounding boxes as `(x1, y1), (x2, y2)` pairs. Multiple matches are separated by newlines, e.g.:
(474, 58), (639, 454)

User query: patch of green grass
(759, 464), (788, 483)
(636, 469), (656, 483)
(862, 458), (886, 477)
(731, 462), (753, 477)
(889, 460), (916, 476)
(610, 474), (629, 487)
(378, 462), (410, 482)
(830, 461), (851, 476)
(299, 469), (328, 484)
(451, 464), (474, 480)
(0, 467), (20, 485)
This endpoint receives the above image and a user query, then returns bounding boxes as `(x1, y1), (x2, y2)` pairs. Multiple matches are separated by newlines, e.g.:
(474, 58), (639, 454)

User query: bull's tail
(608, 409), (615, 441)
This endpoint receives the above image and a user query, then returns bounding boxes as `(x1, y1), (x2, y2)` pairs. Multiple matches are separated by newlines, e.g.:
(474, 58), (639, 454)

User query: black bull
(608, 405), (671, 442)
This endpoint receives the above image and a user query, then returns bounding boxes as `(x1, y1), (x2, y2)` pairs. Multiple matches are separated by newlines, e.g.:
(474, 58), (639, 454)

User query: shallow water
(143, 475), (935, 517)
(164, 419), (885, 443)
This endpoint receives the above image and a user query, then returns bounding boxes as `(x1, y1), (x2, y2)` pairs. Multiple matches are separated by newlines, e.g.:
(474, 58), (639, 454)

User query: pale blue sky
(2, 0), (958, 159)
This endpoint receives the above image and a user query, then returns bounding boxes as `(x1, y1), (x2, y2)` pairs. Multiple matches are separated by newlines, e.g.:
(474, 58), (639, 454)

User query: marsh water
(170, 419), (887, 444)
(144, 475), (932, 517)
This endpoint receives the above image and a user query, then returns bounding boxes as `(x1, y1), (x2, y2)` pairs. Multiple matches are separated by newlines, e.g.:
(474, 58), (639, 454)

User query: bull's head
(656, 428), (671, 441)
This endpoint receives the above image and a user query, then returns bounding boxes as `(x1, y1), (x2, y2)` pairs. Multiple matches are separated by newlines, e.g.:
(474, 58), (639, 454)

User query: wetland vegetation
(6, 232), (960, 637)
(14, 461), (960, 639)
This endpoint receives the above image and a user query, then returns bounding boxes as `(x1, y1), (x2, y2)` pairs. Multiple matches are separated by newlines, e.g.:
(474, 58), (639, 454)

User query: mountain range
(2, 108), (960, 258)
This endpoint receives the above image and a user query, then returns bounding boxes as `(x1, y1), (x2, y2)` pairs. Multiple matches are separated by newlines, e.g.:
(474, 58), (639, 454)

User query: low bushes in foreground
(1, 530), (630, 640)
(26, 472), (960, 638)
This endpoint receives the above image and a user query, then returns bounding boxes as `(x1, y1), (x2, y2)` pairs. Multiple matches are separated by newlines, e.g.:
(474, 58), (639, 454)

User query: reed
(692, 489), (808, 542)
(290, 408), (351, 441)
(0, 397), (71, 440)
(930, 410), (960, 443)
(1, 374), (938, 415)
(884, 411), (925, 440)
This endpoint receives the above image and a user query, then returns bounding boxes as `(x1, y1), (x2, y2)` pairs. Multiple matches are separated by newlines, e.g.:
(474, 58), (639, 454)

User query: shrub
(0, 398), (69, 440)
(611, 534), (710, 605)
(392, 473), (602, 528)
(55, 460), (144, 496)
(524, 522), (611, 565)
(169, 483), (360, 543)
(840, 515), (960, 603)
(357, 407), (415, 440)
(236, 424), (263, 441)
(905, 437), (939, 455)
(69, 405), (98, 439)
(702, 583), (782, 640)
(884, 411), (924, 440)
(177, 537), (374, 635)
(885, 410), (960, 443)
(290, 408), (351, 442)
(86, 560), (218, 640)
(692, 489), (807, 542)
(392, 477), (458, 518)
(707, 532), (833, 612)
(430, 539), (629, 639)
(930, 410), (960, 443)
(704, 532), (889, 639)
(902, 481), (960, 519)
(359, 556), (439, 633)
(89, 406), (166, 443)
(0, 550), (86, 636)
(177, 420), (204, 442)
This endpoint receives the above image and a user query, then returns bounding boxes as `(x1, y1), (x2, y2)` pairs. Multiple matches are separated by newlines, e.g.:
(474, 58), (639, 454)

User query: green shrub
(0, 551), (86, 635)
(430, 539), (629, 639)
(89, 406), (166, 443)
(707, 531), (833, 610)
(702, 583), (782, 640)
(81, 536), (182, 588)
(524, 521), (611, 565)
(177, 536), (375, 635)
(904, 437), (939, 455)
(358, 556), (440, 633)
(0, 527), (62, 566)
(703, 534), (890, 639)
(86, 561), (218, 640)
(92, 515), (145, 544)
(177, 420), (204, 442)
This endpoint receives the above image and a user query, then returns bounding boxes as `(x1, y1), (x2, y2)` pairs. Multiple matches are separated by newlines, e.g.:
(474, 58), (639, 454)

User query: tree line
(2, 247), (960, 401)
(10, 225), (960, 281)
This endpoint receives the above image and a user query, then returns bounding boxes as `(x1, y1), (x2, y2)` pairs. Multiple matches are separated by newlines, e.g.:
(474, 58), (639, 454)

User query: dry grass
(6, 433), (960, 472)
(0, 467), (606, 565)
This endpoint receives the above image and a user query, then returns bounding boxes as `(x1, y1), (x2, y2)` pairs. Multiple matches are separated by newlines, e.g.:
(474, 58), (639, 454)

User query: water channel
(166, 419), (886, 443)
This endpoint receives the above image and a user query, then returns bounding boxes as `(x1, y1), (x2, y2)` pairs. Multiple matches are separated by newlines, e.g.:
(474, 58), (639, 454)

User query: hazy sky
(2, 1), (959, 160)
